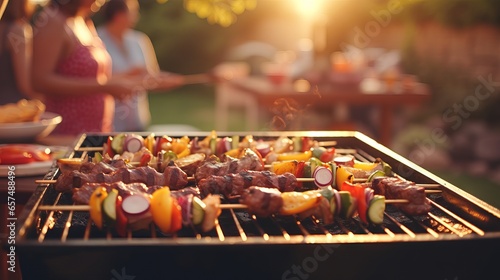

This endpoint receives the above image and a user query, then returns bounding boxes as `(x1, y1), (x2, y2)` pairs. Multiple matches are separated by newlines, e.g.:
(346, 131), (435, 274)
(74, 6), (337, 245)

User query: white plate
(0, 160), (54, 177)
(0, 112), (62, 143)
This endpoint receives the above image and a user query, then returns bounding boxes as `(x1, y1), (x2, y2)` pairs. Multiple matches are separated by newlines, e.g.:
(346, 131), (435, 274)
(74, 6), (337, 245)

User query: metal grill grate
(19, 137), (491, 245)
(14, 132), (500, 280)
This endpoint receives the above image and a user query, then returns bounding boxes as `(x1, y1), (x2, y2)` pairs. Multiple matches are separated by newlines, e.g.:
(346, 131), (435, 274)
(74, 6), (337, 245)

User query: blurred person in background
(97, 0), (184, 132)
(0, 0), (41, 105)
(32, 0), (139, 136)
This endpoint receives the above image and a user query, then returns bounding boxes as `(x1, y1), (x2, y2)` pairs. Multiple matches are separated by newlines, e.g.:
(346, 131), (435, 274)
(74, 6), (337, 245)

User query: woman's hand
(105, 77), (141, 100)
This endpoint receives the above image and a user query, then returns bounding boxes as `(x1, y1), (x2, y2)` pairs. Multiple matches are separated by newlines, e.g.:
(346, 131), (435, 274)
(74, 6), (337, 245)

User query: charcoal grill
(15, 131), (500, 280)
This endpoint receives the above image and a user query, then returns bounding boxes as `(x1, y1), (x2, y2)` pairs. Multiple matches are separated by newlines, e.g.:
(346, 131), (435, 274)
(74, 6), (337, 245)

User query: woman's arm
(137, 32), (184, 91)
(137, 32), (160, 75)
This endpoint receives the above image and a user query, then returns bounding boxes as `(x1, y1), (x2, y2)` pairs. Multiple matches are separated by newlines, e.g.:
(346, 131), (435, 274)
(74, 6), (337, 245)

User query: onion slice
(122, 194), (150, 215)
(364, 188), (374, 205)
(313, 167), (333, 188)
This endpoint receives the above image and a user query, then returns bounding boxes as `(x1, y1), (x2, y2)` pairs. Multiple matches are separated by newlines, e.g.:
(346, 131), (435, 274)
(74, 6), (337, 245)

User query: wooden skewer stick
(317, 140), (337, 147)
(37, 198), (411, 212)
(76, 147), (103, 152)
(36, 179), (57, 184)
(38, 205), (90, 211)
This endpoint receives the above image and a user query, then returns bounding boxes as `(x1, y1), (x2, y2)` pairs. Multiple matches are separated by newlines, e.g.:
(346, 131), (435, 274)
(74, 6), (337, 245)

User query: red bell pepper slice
(294, 161), (305, 188)
(169, 199), (183, 233)
(319, 147), (336, 163)
(139, 153), (152, 167)
(341, 181), (368, 224)
(115, 195), (128, 237)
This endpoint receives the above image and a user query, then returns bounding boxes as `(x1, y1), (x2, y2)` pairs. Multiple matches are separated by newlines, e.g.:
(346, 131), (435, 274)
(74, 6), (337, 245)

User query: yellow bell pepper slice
(176, 147), (191, 159)
(353, 161), (379, 171)
(89, 186), (108, 229)
(335, 165), (354, 189)
(271, 160), (298, 175)
(224, 148), (242, 158)
(144, 133), (155, 153)
(280, 190), (322, 216)
(277, 150), (312, 162)
(150, 187), (172, 233)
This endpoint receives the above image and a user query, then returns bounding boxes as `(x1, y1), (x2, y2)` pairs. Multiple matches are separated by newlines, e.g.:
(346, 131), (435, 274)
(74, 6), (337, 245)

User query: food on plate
(0, 144), (52, 165)
(0, 99), (46, 123)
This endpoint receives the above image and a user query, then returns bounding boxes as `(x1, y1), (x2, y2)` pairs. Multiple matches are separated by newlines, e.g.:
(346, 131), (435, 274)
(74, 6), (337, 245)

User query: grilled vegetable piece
(89, 187), (108, 229)
(170, 199), (183, 233)
(367, 195), (385, 225)
(313, 166), (333, 188)
(271, 160), (298, 175)
(124, 134), (145, 153)
(280, 190), (322, 216)
(191, 196), (206, 226)
(336, 165), (354, 189)
(319, 147), (335, 163)
(201, 194), (221, 232)
(144, 133), (155, 153)
(277, 150), (312, 162)
(102, 189), (118, 228)
(367, 170), (386, 182)
(174, 153), (206, 176)
(150, 187), (173, 233)
(115, 195), (128, 237)
(121, 194), (152, 231)
(338, 191), (356, 219)
(353, 161), (379, 171)
(111, 133), (126, 154)
(341, 181), (369, 223)
(334, 155), (355, 167)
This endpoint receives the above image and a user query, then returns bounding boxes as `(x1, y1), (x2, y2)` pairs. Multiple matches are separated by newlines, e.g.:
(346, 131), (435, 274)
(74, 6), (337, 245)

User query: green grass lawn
(148, 84), (217, 131)
(148, 84), (259, 131)
(148, 85), (500, 210)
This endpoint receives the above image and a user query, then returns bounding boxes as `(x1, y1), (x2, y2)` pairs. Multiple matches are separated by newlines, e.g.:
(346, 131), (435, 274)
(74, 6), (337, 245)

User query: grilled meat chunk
(55, 159), (131, 191)
(56, 165), (188, 192)
(240, 186), (283, 217)
(72, 182), (149, 204)
(198, 170), (297, 198)
(371, 177), (431, 215)
(194, 149), (264, 182)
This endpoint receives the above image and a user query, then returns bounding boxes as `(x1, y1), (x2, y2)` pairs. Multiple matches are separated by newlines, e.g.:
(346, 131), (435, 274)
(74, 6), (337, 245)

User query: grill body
(15, 131), (500, 280)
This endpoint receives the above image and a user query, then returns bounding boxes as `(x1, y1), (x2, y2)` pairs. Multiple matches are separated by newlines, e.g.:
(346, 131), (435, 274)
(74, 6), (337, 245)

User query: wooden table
(215, 77), (431, 146)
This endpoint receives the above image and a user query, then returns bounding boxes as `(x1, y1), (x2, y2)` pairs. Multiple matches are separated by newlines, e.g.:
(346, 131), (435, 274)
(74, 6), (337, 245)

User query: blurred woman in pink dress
(32, 0), (137, 136)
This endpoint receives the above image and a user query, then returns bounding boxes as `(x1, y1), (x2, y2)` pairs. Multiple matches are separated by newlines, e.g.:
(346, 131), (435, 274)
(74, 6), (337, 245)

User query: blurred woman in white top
(97, 0), (184, 132)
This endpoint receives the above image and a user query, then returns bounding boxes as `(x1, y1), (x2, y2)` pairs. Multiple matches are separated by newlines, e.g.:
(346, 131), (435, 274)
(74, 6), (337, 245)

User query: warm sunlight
(293, 0), (326, 19)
